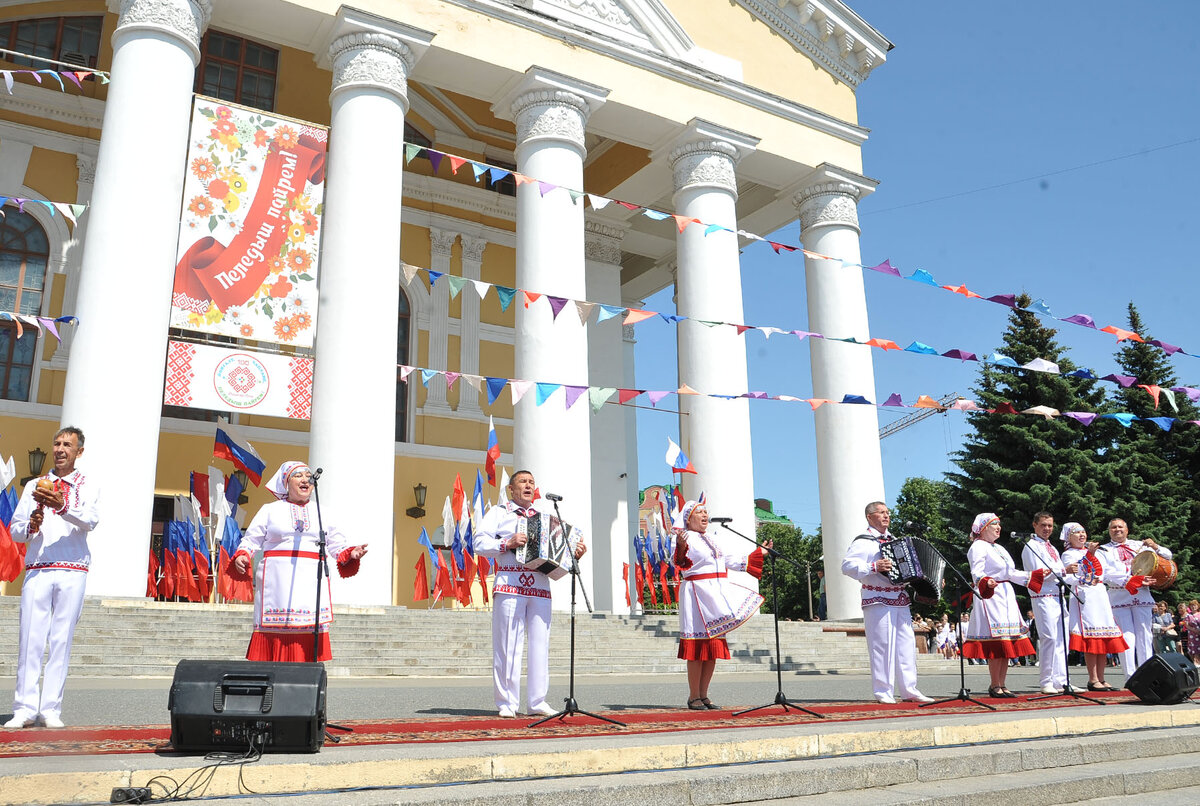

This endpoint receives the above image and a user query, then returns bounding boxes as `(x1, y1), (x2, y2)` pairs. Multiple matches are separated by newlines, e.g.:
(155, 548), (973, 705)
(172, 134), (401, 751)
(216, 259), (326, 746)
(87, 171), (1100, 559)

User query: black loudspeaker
(1125, 652), (1199, 705)
(168, 660), (327, 753)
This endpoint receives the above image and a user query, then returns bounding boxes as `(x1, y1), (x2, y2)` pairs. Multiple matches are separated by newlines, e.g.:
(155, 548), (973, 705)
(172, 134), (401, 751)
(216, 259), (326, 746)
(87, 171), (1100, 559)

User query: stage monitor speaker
(1124, 651), (1199, 705)
(168, 660), (327, 753)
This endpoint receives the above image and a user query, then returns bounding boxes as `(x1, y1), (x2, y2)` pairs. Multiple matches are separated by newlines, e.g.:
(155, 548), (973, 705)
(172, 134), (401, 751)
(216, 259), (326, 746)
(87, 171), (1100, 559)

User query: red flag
(659, 565), (673, 605)
(413, 554), (430, 601)
(485, 416), (500, 486)
(457, 553), (476, 606)
(161, 550), (177, 599)
(431, 551), (453, 604)
(190, 472), (210, 518)
(622, 562), (631, 607)
(451, 474), (465, 524)
(146, 548), (159, 598)
(217, 545), (233, 599)
(645, 561), (658, 606)
(0, 521), (24, 582)
(193, 545), (211, 601)
(476, 556), (490, 604)
(633, 562), (646, 605)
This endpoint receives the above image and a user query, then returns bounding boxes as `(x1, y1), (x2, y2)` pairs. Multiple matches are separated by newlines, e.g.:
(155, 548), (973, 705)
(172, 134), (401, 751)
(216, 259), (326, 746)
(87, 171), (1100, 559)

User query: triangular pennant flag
(564, 385), (587, 409)
(624, 309), (656, 325)
(535, 383), (560, 405)
(567, 190), (583, 205)
(941, 349), (978, 362)
(1100, 325), (1144, 343)
(1101, 373), (1138, 388)
(461, 374), (483, 393)
(882, 393), (905, 406)
(448, 156), (467, 174)
(471, 162), (489, 180)
(513, 173), (535, 186)
(488, 166), (511, 184)
(510, 380), (534, 405)
(703, 224), (725, 236)
(597, 305), (626, 323)
(993, 402), (1020, 415)
(1161, 388), (1178, 413)
(523, 291), (541, 308)
(1062, 313), (1098, 328)
(537, 181), (557, 197)
(446, 275), (468, 299)
(866, 338), (901, 351)
(987, 293), (1018, 308)
(677, 384), (699, 396)
(1147, 417), (1174, 432)
(404, 143), (422, 163)
(1022, 358), (1060, 374)
(427, 270), (443, 289)
(586, 194), (610, 209)
(444, 371), (461, 390)
(471, 279), (489, 300)
(398, 365), (415, 381)
(904, 342), (939, 355)
(907, 269), (939, 286)
(806, 398), (832, 410)
(1022, 405), (1061, 419)
(841, 394), (872, 405)
(867, 259), (902, 277)
(647, 390), (671, 406)
(495, 286), (517, 312)
(420, 369), (439, 387)
(914, 395), (944, 409)
(618, 388), (643, 404)
(402, 263), (419, 284)
(942, 284), (982, 299)
(427, 151), (444, 173)
(642, 209), (671, 221)
(1026, 299), (1053, 315)
(486, 377), (508, 405)
(574, 301), (595, 324)
(1137, 384), (1162, 409)
(588, 387), (616, 412)
(1100, 412), (1137, 427)
(546, 296), (569, 320)
(1064, 412), (1098, 426)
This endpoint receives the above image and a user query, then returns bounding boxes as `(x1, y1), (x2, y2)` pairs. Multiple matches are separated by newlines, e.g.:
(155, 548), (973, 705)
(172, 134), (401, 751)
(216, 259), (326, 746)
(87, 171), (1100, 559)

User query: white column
(794, 164), (883, 622)
(59, 0), (211, 596)
(620, 318), (641, 613)
(585, 220), (628, 613)
(458, 235), (486, 415)
(496, 67), (607, 608)
(666, 120), (759, 538)
(309, 11), (432, 607)
(423, 227), (457, 412)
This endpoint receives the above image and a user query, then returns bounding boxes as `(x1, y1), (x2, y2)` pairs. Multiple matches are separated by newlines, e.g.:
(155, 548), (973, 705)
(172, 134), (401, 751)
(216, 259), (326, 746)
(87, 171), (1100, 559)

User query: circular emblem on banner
(213, 353), (270, 409)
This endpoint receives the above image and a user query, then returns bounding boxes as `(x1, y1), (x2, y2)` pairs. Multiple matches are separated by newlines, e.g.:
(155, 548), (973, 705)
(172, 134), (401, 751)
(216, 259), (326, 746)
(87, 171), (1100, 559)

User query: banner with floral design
(170, 97), (327, 348)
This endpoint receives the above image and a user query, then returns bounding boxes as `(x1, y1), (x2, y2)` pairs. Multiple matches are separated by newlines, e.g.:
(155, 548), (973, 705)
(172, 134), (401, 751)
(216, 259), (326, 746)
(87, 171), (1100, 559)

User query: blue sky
(633, 1), (1200, 532)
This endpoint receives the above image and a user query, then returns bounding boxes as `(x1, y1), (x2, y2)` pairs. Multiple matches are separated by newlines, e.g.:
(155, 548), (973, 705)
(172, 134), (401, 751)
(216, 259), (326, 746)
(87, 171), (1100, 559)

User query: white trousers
(1031, 594), (1069, 688)
(491, 593), (551, 712)
(863, 604), (920, 700)
(1112, 604), (1154, 678)
(13, 569), (87, 720)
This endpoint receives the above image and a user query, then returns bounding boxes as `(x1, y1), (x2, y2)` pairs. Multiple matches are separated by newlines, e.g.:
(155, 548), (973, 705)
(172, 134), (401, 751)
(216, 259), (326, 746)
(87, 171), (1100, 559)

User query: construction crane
(878, 392), (959, 439)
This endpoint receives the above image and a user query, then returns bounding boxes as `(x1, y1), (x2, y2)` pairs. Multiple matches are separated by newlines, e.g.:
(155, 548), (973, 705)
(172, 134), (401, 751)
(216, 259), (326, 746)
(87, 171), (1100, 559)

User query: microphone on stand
(710, 517), (733, 524)
(311, 467), (323, 481)
(546, 493), (564, 502)
(904, 520), (929, 534)
(1010, 531), (1035, 541)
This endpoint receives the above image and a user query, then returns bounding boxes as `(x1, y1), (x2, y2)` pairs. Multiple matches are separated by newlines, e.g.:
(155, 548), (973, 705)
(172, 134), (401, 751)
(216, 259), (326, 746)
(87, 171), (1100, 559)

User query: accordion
(513, 513), (573, 580)
(878, 535), (945, 605)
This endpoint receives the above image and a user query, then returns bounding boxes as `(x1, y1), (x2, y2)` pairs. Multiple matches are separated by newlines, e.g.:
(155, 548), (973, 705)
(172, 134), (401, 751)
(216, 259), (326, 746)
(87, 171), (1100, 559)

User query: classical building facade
(0, 0), (890, 619)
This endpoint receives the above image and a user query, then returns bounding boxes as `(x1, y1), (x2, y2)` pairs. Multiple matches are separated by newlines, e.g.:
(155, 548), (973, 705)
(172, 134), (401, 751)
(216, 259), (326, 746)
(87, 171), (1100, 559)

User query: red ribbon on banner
(173, 136), (325, 312)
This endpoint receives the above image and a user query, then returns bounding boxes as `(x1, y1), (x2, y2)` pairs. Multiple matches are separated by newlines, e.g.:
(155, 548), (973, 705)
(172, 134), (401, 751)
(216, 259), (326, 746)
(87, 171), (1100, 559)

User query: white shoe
(528, 702), (558, 717)
(903, 693), (934, 703)
(875, 694), (896, 704)
(40, 714), (65, 729)
(4, 714), (35, 728)
(1041, 684), (1063, 694)
(497, 706), (516, 718)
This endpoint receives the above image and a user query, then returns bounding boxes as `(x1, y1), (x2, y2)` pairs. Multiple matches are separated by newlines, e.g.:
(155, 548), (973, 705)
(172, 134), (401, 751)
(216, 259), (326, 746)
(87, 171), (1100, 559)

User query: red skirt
(678, 637), (730, 661)
(961, 637), (1035, 660)
(246, 630), (332, 662)
(1070, 634), (1128, 655)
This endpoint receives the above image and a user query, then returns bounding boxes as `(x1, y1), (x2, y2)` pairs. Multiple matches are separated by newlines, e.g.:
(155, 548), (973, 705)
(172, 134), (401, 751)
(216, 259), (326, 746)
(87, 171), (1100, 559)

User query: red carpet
(0, 690), (1138, 758)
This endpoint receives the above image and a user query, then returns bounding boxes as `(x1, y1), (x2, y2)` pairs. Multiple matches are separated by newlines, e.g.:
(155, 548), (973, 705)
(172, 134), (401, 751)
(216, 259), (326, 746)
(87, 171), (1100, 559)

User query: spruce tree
(946, 294), (1109, 535)
(1102, 303), (1200, 603)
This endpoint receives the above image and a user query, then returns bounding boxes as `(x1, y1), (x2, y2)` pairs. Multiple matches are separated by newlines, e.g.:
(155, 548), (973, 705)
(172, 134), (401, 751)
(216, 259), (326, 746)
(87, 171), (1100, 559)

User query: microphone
(904, 520), (928, 533)
(545, 493), (563, 502)
(1010, 531), (1034, 540)
(710, 517), (733, 524)
(311, 467), (323, 481)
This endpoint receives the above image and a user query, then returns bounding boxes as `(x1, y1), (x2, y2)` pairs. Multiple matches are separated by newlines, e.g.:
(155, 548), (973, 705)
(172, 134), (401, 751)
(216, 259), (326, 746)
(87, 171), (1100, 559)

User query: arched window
(396, 285), (411, 442)
(0, 204), (48, 400)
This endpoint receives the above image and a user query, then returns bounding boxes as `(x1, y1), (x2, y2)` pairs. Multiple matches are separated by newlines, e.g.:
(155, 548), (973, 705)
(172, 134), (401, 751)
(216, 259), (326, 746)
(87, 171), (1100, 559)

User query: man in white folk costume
(6, 427), (99, 729)
(231, 461), (368, 662)
(1100, 517), (1170, 679)
(476, 470), (586, 718)
(1020, 511), (1078, 694)
(841, 502), (933, 704)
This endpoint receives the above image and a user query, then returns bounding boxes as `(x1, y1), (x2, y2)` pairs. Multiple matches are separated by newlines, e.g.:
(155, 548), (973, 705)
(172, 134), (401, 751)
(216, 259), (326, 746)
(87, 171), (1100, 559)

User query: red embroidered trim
(26, 562), (88, 572)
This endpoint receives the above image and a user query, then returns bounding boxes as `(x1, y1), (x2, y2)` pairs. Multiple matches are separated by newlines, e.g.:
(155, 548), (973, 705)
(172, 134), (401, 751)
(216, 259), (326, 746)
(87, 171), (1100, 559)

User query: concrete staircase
(0, 595), (957, 678)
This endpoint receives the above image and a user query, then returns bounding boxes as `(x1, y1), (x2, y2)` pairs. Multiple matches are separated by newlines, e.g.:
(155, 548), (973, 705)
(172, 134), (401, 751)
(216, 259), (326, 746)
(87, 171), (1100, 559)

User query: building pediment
(732, 0), (891, 88)
(513, 0), (743, 79)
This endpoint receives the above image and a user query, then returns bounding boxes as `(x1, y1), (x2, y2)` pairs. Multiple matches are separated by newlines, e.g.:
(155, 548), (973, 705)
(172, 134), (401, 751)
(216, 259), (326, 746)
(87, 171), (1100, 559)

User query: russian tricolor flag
(665, 437), (696, 474)
(213, 420), (265, 486)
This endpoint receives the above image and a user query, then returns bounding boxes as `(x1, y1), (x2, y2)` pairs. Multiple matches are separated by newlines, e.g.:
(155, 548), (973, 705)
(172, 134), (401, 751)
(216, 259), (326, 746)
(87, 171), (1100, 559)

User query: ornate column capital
(460, 235), (488, 264)
(494, 67), (608, 156)
(429, 227), (459, 258)
(322, 8), (433, 108)
(659, 118), (758, 198)
(75, 154), (97, 187)
(584, 219), (625, 266)
(790, 163), (877, 236)
(114, 0), (212, 62)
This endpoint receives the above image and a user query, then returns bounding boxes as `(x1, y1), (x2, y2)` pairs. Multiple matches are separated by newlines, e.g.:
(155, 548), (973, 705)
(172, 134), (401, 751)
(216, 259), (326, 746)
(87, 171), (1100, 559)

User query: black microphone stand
(1022, 536), (1100, 705)
(308, 469), (352, 741)
(919, 541), (995, 711)
(718, 521), (823, 718)
(529, 497), (624, 728)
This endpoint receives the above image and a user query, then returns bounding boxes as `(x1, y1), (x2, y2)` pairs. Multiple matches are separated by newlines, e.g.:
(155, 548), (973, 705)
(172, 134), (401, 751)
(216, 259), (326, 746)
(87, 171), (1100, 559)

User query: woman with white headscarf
(1060, 522), (1128, 691)
(230, 461), (368, 662)
(962, 513), (1044, 697)
(670, 498), (766, 710)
